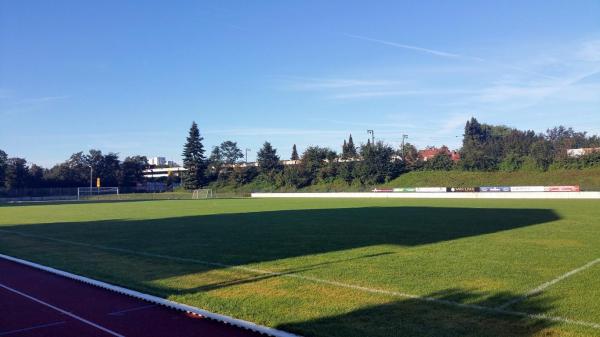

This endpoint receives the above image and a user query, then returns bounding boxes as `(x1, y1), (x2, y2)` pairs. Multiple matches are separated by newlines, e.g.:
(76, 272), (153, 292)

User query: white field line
(108, 304), (156, 316)
(0, 253), (301, 337)
(0, 283), (124, 337)
(1, 230), (599, 330)
(498, 257), (600, 310)
(0, 321), (65, 336)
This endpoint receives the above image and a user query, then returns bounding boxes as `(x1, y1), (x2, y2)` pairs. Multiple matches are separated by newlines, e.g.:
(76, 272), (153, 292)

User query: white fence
(251, 192), (600, 199)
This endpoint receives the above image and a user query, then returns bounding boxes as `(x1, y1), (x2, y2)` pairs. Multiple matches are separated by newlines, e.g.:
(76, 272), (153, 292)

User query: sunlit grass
(1, 198), (599, 336)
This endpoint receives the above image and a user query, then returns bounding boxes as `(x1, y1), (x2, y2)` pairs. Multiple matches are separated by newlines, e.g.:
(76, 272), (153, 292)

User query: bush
(231, 167), (259, 186)
(499, 153), (524, 172)
(423, 153), (454, 171)
(279, 165), (310, 189)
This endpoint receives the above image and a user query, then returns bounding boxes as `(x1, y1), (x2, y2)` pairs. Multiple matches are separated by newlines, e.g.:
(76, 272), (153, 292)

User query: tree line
(0, 149), (147, 190)
(180, 118), (600, 190)
(2, 118), (600, 191)
(460, 118), (600, 171)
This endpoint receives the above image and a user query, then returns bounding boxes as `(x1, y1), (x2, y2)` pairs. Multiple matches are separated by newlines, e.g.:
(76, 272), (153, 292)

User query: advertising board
(415, 187), (447, 193)
(480, 186), (510, 192)
(509, 186), (545, 192)
(544, 186), (580, 192)
(393, 188), (416, 192)
(447, 187), (478, 192)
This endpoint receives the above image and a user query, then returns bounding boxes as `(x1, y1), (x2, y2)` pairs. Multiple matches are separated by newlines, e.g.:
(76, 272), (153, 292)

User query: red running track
(0, 258), (264, 337)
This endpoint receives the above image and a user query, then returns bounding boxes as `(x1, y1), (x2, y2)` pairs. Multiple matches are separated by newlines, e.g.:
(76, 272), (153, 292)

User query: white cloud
(344, 34), (467, 59)
(20, 95), (70, 103)
(344, 33), (557, 80)
(331, 89), (476, 100)
(440, 114), (471, 134)
(205, 127), (349, 137)
(277, 76), (405, 90)
(577, 39), (600, 62)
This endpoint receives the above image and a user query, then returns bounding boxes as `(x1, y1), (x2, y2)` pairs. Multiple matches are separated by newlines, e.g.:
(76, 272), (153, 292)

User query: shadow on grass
(1, 206), (561, 289)
(1, 206), (560, 267)
(0, 206), (567, 336)
(279, 288), (557, 337)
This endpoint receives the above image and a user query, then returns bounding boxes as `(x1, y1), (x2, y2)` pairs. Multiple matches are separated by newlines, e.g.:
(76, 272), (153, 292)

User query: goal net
(78, 187), (119, 200)
(192, 189), (213, 199)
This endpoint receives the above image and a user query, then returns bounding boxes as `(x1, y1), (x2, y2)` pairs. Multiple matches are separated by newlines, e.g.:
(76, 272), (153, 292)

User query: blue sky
(1, 1), (600, 166)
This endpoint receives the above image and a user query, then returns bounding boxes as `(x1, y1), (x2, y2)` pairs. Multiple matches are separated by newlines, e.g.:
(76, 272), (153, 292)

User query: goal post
(192, 189), (213, 199)
(77, 187), (119, 200)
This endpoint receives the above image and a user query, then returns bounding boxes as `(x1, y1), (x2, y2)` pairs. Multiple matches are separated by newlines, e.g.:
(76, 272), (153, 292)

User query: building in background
(418, 146), (460, 162)
(567, 147), (600, 157)
(149, 157), (166, 166)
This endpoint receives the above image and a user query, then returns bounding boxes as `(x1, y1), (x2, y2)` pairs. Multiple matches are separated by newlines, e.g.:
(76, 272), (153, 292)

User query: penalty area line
(498, 257), (600, 310)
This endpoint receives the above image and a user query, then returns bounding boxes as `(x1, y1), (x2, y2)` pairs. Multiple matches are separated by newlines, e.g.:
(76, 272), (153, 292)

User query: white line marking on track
(0, 321), (66, 336)
(2, 230), (600, 330)
(498, 257), (600, 309)
(108, 304), (156, 316)
(0, 283), (125, 337)
(0, 254), (301, 337)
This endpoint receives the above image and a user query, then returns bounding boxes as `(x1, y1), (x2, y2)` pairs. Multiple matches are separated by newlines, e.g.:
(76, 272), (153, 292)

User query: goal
(192, 189), (213, 199)
(78, 187), (119, 200)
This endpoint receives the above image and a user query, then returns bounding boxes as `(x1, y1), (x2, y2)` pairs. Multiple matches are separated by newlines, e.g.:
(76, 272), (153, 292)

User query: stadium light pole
(367, 130), (374, 145)
(401, 134), (408, 161)
(89, 165), (93, 190)
(245, 148), (251, 164)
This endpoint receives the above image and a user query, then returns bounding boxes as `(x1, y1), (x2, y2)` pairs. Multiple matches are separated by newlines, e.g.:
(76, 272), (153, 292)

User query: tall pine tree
(291, 144), (299, 160)
(347, 134), (356, 156)
(0, 149), (7, 188)
(257, 142), (281, 172)
(342, 134), (357, 159)
(182, 121), (207, 189)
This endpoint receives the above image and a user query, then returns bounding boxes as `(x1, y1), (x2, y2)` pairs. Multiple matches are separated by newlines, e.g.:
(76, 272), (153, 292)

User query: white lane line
(0, 283), (124, 337)
(108, 304), (156, 316)
(2, 230), (600, 330)
(0, 254), (302, 337)
(0, 321), (65, 336)
(498, 257), (600, 310)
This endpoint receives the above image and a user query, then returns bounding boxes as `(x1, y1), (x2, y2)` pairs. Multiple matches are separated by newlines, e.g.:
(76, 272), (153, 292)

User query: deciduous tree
(220, 141), (243, 164)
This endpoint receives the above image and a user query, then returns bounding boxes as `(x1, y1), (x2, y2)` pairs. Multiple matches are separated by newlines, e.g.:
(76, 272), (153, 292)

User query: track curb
(0, 253), (302, 337)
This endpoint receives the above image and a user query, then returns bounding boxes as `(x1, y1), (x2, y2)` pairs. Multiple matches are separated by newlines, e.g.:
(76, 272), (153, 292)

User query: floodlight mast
(401, 134), (408, 161)
(245, 148), (251, 164)
(367, 130), (374, 145)
(89, 165), (93, 191)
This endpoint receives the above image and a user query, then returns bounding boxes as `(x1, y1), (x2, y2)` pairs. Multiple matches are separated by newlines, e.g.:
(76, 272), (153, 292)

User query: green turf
(1, 198), (599, 337)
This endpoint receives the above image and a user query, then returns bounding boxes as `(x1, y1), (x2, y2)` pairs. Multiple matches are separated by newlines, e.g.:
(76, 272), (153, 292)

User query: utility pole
(367, 130), (374, 146)
(245, 148), (251, 164)
(401, 134), (408, 161)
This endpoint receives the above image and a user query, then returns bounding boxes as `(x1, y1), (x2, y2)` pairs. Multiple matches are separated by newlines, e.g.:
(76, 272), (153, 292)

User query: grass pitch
(1, 198), (599, 337)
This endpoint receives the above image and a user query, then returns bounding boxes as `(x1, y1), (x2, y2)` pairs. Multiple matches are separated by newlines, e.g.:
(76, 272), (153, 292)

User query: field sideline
(1, 198), (599, 337)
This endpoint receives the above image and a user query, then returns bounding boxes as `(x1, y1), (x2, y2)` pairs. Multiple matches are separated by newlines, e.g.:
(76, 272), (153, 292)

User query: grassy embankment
(211, 168), (600, 193)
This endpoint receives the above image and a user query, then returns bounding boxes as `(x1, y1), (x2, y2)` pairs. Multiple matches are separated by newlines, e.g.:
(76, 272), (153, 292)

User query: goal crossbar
(192, 189), (213, 199)
(77, 187), (119, 200)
